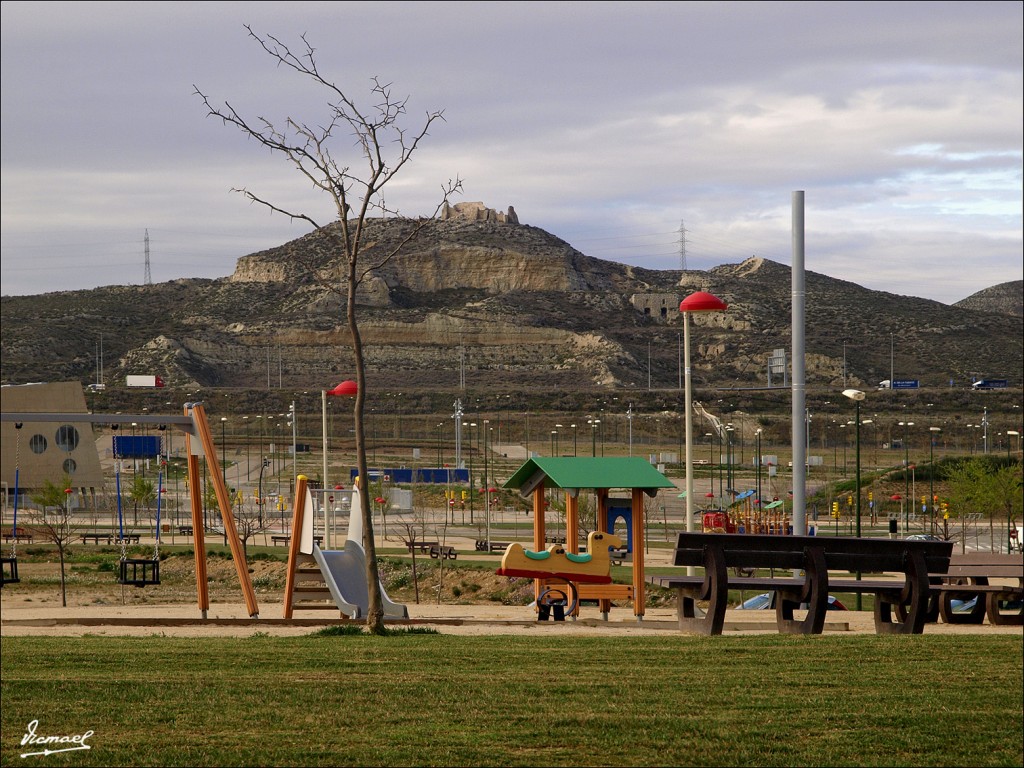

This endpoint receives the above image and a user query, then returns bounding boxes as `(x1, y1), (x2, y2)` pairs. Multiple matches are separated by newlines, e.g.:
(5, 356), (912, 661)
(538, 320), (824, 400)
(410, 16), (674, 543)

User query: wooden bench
(115, 534), (141, 545)
(2, 527), (33, 544)
(647, 532), (952, 635)
(407, 540), (439, 555)
(272, 534), (323, 547)
(929, 552), (1023, 626)
(80, 532), (114, 545)
(610, 547), (631, 566)
(475, 540), (510, 553)
(429, 544), (458, 560)
(178, 525), (194, 536)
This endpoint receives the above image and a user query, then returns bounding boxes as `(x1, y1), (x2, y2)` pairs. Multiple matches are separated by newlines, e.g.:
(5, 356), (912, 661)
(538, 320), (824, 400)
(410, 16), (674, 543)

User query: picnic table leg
(938, 581), (987, 624)
(776, 546), (827, 634)
(985, 592), (1024, 626)
(875, 549), (930, 634)
(677, 543), (727, 635)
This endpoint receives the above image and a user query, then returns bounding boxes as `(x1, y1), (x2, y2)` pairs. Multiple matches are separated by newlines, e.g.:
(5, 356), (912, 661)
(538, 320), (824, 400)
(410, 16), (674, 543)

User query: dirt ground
(2, 549), (1021, 638)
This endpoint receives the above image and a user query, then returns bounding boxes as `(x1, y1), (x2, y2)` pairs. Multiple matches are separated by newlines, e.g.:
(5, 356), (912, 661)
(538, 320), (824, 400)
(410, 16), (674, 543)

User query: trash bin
(888, 518), (898, 539)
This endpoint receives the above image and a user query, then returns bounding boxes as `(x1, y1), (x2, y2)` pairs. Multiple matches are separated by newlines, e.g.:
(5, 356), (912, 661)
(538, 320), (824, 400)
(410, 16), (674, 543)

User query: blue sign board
(892, 379), (919, 389)
(112, 435), (162, 459)
(349, 467), (470, 484)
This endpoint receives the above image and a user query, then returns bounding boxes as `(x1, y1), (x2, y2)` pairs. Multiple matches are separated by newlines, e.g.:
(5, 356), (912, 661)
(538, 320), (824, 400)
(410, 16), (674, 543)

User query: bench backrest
(671, 532), (953, 576)
(945, 552), (1023, 580)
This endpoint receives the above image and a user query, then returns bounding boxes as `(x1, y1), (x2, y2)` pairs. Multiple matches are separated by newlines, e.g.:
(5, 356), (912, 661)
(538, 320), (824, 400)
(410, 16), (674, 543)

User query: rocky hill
(953, 281), (1023, 318)
(2, 216), (1021, 400)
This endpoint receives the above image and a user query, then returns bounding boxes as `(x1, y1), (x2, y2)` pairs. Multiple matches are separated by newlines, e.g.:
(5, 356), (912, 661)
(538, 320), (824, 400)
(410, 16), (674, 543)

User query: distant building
(1, 382), (104, 511)
(630, 293), (678, 320)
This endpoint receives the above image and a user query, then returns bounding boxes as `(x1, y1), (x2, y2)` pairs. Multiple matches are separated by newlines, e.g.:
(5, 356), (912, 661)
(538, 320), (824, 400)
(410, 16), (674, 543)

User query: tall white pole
(683, 311), (695, 575)
(322, 389), (329, 548)
(791, 191), (807, 535)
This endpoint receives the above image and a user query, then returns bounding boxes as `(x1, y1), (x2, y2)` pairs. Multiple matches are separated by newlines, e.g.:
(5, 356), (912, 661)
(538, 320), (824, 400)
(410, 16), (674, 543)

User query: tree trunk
(58, 546), (67, 607)
(349, 263), (385, 635)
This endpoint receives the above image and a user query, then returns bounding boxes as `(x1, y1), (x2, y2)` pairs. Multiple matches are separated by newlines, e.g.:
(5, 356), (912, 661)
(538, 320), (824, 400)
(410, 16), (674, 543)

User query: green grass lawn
(2, 634), (1021, 767)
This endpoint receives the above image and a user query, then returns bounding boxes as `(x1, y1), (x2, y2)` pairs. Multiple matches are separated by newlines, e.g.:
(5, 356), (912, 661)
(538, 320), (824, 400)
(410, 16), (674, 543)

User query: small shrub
(308, 625), (365, 637)
(384, 626), (439, 636)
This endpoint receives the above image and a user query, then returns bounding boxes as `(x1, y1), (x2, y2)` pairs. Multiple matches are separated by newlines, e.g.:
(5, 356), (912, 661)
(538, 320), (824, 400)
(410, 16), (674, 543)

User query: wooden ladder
(286, 553), (341, 614)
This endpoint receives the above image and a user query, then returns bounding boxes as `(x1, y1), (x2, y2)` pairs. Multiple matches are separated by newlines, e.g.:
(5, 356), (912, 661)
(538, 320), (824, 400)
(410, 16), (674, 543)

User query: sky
(1, 1), (1021, 304)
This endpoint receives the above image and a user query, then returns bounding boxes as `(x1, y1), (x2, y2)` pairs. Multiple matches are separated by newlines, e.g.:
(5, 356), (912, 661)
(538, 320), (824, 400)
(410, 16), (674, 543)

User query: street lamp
(220, 417), (228, 486)
(899, 420), (914, 531)
(588, 418), (599, 457)
(288, 401), (297, 492)
(842, 388), (866, 610)
(755, 428), (762, 510)
(321, 380), (357, 548)
(571, 423), (577, 456)
(929, 426), (941, 535)
(680, 291), (729, 550)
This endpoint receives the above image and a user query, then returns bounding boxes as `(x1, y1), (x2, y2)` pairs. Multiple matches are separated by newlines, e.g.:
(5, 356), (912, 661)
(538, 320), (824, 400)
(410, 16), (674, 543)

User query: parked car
(737, 592), (848, 610)
(906, 534), (944, 541)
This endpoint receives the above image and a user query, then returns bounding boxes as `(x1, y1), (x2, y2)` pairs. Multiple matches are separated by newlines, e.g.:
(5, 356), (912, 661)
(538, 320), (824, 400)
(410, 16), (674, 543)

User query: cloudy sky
(2, 1), (1021, 304)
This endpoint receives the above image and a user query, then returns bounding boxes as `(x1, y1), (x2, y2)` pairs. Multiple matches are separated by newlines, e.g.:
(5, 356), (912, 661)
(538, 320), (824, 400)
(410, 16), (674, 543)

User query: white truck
(125, 375), (165, 388)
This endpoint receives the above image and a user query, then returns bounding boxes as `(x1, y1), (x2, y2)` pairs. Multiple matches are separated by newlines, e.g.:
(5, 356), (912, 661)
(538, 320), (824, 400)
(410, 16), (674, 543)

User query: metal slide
(312, 540), (409, 620)
(304, 480), (407, 619)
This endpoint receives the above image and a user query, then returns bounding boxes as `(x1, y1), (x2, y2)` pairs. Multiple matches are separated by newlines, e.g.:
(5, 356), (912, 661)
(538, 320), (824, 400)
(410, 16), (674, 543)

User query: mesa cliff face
(1, 216), (1021, 394)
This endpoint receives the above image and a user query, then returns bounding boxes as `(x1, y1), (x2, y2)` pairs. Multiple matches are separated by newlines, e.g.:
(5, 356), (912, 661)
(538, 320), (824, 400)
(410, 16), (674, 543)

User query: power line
(144, 229), (152, 285)
(679, 219), (687, 271)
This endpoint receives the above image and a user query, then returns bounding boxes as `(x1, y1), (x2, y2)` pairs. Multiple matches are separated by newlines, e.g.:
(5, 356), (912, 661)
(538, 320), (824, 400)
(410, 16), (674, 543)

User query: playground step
(289, 603), (340, 611)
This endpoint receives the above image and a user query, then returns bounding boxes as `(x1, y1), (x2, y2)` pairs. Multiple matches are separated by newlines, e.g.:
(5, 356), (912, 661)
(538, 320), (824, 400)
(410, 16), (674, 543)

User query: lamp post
(465, 421), (476, 523)
(843, 388), (866, 610)
(1006, 430), (1018, 458)
(258, 457), (269, 526)
(242, 415), (250, 487)
(899, 420), (913, 532)
(929, 426), (941, 535)
(589, 418), (599, 457)
(220, 417), (228, 486)
(289, 401), (297, 493)
(321, 380), (357, 548)
(755, 428), (762, 510)
(571, 423), (577, 456)
(484, 421), (492, 549)
(679, 291), (729, 555)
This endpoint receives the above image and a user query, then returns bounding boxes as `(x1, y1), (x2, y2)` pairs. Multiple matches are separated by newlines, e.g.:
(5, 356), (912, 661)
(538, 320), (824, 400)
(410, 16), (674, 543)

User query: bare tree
(196, 27), (461, 633)
(233, 500), (273, 561)
(29, 476), (80, 607)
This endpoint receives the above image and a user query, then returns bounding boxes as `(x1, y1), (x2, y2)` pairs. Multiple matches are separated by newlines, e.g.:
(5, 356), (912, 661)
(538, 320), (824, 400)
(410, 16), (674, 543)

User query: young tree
(128, 474), (155, 528)
(196, 27), (461, 633)
(29, 476), (79, 607)
(233, 500), (273, 561)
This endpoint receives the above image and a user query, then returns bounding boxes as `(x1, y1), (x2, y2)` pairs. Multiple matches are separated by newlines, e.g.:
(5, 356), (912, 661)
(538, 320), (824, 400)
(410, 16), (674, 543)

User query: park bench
(178, 525), (194, 536)
(115, 534), (141, 545)
(475, 540), (510, 553)
(545, 535), (566, 545)
(407, 540), (439, 555)
(647, 532), (952, 636)
(610, 547), (631, 566)
(429, 544), (458, 560)
(928, 552), (1023, 626)
(2, 527), (33, 543)
(272, 534), (323, 546)
(80, 532), (114, 545)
